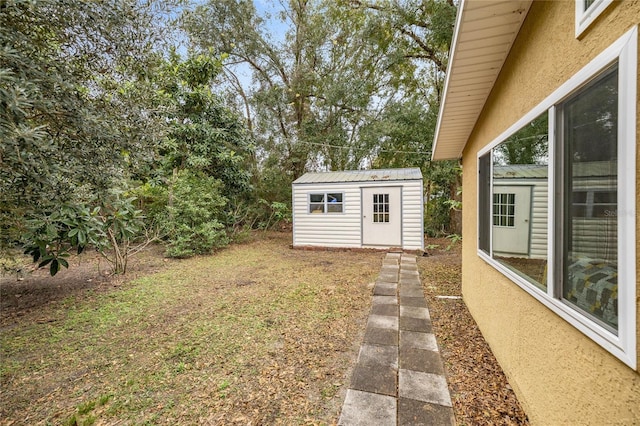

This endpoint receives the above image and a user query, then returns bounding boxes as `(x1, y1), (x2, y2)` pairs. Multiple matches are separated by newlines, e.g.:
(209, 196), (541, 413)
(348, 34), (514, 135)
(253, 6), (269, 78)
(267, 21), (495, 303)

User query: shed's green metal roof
(293, 168), (422, 184)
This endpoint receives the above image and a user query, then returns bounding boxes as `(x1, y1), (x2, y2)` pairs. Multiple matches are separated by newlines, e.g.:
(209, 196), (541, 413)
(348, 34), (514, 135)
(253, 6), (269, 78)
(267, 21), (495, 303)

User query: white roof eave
(432, 0), (533, 161)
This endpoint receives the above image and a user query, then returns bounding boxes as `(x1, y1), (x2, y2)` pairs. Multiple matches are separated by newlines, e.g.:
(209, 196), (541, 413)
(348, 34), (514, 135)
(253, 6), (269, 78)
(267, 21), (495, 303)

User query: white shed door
(362, 187), (402, 247)
(492, 185), (531, 255)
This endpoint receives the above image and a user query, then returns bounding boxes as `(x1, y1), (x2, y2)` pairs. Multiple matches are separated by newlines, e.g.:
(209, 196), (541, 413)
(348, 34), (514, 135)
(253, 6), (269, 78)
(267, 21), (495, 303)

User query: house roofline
(432, 0), (533, 161)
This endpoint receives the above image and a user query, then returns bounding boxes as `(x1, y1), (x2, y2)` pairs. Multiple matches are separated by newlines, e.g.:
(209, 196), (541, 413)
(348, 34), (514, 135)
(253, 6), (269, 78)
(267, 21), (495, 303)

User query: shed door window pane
(373, 193), (390, 223)
(493, 193), (516, 227)
(561, 65), (618, 331)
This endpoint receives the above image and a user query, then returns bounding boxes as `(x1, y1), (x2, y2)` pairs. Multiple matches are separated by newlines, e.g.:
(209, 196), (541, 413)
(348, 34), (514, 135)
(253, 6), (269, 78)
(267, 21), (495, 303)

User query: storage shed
(292, 168), (424, 251)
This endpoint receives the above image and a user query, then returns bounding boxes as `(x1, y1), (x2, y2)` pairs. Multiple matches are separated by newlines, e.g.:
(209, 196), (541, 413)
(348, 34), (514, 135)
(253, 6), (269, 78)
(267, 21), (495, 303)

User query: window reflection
(492, 113), (549, 291)
(562, 65), (618, 331)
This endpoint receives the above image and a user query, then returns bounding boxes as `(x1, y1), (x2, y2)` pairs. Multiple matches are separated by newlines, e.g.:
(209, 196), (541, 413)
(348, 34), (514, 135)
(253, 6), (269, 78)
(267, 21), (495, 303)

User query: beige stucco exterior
(459, 1), (640, 424)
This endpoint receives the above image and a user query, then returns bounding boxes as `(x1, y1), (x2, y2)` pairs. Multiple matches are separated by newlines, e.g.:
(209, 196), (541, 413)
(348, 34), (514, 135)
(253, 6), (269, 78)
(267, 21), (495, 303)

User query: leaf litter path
(339, 252), (455, 425)
(418, 240), (529, 425)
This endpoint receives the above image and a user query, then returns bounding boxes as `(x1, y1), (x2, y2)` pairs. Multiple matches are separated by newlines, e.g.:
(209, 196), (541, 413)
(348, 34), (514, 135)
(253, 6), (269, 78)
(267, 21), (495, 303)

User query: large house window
(309, 193), (343, 214)
(477, 28), (636, 368)
(575, 0), (614, 37)
(559, 65), (619, 331)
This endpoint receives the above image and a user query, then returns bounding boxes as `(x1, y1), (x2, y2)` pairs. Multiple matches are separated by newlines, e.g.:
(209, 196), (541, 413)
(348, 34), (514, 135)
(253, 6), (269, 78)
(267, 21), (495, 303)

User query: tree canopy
(1, 0), (461, 275)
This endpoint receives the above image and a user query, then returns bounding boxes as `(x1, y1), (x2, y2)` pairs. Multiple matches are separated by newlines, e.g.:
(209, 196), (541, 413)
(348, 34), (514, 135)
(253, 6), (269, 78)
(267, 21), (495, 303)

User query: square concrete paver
(378, 274), (398, 283)
(349, 364), (397, 396)
(400, 331), (439, 351)
(399, 287), (424, 297)
(398, 398), (455, 426)
(399, 347), (444, 374)
(400, 296), (427, 307)
(364, 327), (398, 346)
(367, 314), (399, 330)
(398, 369), (452, 407)
(339, 389), (396, 426)
(373, 295), (398, 305)
(374, 283), (397, 296)
(400, 306), (430, 320)
(400, 316), (432, 333)
(371, 304), (398, 316)
(399, 276), (422, 286)
(358, 344), (398, 368)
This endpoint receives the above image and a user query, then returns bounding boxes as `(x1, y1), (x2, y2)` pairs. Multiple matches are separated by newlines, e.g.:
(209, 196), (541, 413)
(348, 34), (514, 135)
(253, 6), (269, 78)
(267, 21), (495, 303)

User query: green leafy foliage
(165, 171), (230, 258)
(20, 191), (144, 275)
(22, 205), (104, 276)
(0, 0), (178, 272)
(158, 51), (254, 200)
(185, 0), (461, 236)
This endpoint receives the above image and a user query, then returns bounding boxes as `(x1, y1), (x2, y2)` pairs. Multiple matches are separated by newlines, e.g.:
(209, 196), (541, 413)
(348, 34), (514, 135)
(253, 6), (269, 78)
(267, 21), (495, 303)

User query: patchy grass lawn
(0, 233), (383, 425)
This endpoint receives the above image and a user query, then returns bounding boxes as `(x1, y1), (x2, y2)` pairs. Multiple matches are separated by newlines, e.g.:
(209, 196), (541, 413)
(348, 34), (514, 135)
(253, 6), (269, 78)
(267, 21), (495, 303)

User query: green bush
(166, 171), (229, 257)
(424, 195), (453, 237)
(130, 182), (170, 233)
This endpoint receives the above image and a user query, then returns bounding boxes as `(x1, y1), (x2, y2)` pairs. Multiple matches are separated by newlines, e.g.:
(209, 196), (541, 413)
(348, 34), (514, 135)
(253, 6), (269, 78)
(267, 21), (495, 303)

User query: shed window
(309, 193), (343, 214)
(476, 28), (636, 368)
(571, 190), (617, 218)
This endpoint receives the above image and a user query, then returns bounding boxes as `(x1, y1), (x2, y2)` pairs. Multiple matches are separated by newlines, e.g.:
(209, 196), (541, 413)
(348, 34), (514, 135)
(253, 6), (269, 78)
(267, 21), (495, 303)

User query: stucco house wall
(455, 1), (640, 424)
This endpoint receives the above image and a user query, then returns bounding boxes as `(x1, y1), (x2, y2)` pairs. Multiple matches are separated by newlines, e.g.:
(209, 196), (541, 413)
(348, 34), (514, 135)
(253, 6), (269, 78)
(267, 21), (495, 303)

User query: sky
(227, 0), (290, 89)
(254, 0), (289, 43)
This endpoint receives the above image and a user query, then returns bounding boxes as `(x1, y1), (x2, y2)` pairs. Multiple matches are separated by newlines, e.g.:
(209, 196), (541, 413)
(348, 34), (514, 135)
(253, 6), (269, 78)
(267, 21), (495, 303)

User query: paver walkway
(338, 252), (455, 425)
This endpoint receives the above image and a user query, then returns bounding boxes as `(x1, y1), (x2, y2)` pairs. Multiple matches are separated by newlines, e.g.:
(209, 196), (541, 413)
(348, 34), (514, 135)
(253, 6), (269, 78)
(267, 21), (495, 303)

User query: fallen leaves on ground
(419, 239), (529, 425)
(0, 232), (383, 425)
(1, 233), (530, 425)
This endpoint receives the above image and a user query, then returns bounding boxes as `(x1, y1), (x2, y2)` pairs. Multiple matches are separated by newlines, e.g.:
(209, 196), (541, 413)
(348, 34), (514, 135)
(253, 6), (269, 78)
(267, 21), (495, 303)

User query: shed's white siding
(399, 180), (424, 250)
(293, 182), (362, 248)
(529, 180), (548, 259)
(292, 177), (424, 251)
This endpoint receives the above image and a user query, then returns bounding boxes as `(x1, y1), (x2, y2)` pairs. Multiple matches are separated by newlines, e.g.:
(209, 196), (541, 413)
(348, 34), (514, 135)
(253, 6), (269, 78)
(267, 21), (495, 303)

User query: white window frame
(575, 0), (614, 38)
(308, 192), (344, 214)
(477, 27), (637, 369)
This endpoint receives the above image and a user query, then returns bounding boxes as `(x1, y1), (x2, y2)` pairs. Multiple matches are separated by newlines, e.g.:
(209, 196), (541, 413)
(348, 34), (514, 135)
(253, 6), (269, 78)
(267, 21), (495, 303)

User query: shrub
(165, 171), (229, 257)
